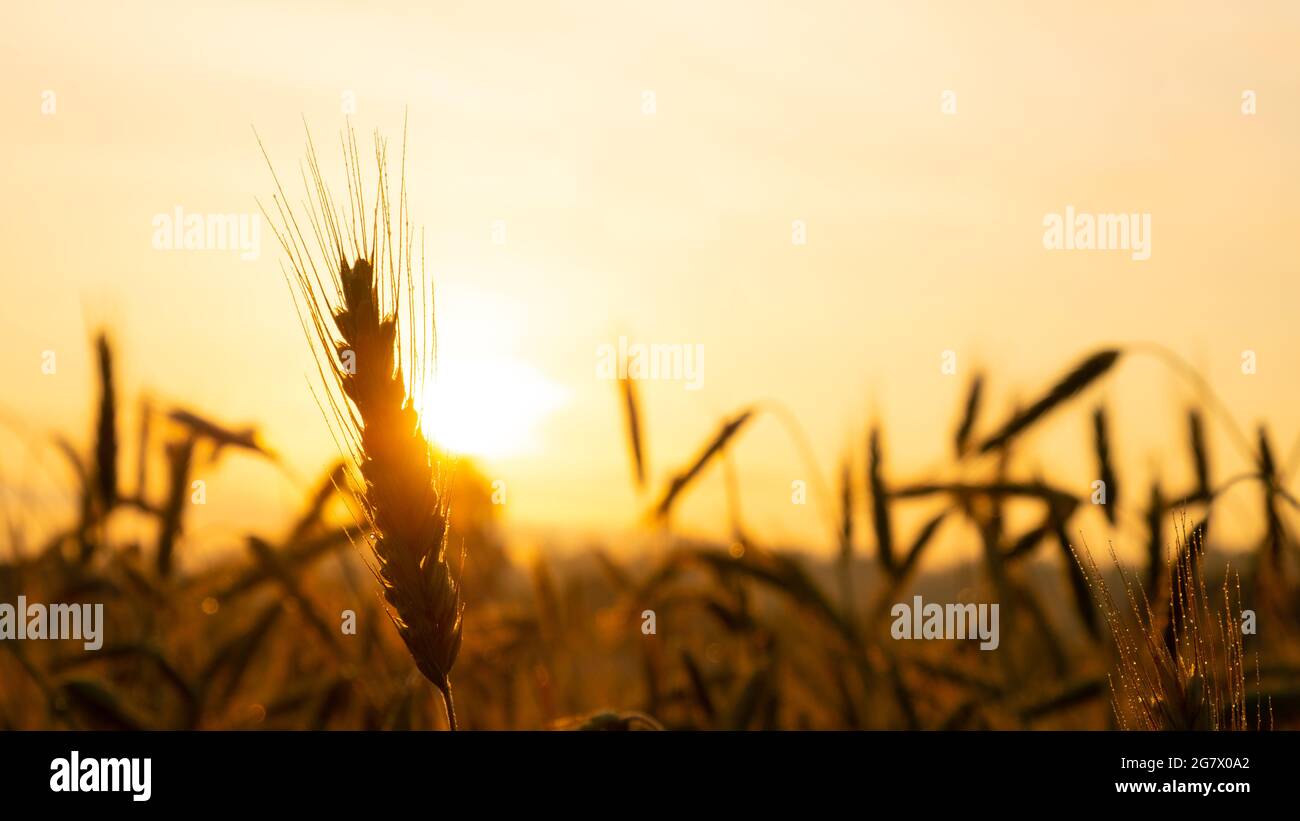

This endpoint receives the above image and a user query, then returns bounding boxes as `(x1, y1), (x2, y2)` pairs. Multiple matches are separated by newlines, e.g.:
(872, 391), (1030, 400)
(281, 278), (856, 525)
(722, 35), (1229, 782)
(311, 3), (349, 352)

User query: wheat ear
(260, 122), (464, 729)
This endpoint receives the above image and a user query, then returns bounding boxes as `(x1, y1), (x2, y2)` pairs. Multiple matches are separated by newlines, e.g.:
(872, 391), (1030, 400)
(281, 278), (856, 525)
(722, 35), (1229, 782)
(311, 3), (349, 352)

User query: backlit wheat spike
(260, 121), (464, 729)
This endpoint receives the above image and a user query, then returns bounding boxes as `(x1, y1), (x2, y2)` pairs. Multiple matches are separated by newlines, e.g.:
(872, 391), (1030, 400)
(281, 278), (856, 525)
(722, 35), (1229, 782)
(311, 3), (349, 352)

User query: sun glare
(417, 356), (566, 460)
(409, 283), (567, 460)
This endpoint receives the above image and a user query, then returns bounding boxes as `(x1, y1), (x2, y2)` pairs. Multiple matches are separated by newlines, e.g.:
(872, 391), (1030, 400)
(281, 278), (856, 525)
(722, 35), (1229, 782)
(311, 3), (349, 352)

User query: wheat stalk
(1073, 522), (1265, 731)
(260, 122), (464, 729)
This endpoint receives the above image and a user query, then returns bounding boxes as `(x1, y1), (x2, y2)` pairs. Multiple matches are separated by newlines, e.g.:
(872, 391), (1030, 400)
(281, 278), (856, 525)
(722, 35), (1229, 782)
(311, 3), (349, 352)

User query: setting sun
(417, 355), (567, 459)
(412, 283), (568, 460)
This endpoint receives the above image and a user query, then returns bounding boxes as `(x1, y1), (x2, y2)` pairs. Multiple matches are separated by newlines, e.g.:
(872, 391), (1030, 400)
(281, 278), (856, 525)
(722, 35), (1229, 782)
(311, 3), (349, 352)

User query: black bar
(0, 730), (1284, 808)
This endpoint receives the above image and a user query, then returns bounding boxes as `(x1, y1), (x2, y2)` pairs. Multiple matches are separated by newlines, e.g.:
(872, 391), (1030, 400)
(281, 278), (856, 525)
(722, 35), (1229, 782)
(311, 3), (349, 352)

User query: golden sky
(3, 1), (1299, 562)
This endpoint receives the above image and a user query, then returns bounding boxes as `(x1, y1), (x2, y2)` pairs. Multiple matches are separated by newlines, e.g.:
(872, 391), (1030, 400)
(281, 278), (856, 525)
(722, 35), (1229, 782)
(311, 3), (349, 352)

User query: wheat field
(1, 131), (1297, 732)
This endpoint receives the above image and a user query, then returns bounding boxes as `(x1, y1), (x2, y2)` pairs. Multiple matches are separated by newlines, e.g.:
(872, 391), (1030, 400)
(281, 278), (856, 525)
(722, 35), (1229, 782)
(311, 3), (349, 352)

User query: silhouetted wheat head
(260, 124), (464, 728)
